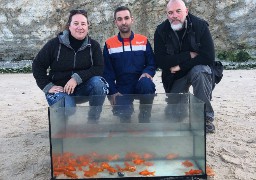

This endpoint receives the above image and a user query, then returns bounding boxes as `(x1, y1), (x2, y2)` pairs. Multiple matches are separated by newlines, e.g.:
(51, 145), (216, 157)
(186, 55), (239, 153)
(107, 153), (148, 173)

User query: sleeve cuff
(43, 82), (55, 94)
(72, 73), (83, 85)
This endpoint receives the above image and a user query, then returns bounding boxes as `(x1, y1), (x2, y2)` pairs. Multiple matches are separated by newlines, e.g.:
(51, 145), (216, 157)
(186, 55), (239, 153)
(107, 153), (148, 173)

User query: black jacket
(32, 30), (104, 93)
(154, 13), (215, 92)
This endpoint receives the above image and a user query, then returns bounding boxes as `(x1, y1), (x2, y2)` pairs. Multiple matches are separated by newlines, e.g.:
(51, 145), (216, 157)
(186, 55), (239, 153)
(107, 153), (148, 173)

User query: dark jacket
(154, 13), (215, 92)
(32, 30), (104, 93)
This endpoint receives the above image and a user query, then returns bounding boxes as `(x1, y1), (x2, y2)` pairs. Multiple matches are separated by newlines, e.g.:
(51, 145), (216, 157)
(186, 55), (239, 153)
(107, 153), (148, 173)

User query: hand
(64, 78), (77, 95)
(190, 52), (198, 59)
(170, 65), (180, 73)
(139, 73), (153, 80)
(110, 92), (122, 105)
(48, 86), (64, 93)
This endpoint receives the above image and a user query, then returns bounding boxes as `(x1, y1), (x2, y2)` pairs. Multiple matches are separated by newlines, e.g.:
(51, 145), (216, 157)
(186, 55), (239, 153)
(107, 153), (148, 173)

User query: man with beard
(103, 6), (156, 123)
(154, 0), (216, 133)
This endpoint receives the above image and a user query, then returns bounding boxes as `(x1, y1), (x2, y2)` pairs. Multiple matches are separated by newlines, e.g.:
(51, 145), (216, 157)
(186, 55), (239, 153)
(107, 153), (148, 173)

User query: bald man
(154, 0), (216, 133)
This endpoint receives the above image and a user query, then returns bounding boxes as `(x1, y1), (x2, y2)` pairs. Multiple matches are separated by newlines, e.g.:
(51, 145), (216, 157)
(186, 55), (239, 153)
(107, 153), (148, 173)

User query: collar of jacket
(117, 31), (135, 42)
(58, 30), (90, 49)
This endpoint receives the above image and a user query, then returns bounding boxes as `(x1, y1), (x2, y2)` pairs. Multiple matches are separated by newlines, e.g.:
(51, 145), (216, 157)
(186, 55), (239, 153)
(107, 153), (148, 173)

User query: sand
(0, 70), (255, 180)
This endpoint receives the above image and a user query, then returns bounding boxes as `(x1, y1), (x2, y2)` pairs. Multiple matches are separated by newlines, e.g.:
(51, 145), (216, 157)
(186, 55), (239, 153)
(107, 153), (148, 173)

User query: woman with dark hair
(32, 10), (108, 122)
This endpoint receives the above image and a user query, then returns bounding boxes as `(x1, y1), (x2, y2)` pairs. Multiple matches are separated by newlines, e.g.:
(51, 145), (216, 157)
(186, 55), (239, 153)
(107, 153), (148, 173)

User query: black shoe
(206, 120), (215, 133)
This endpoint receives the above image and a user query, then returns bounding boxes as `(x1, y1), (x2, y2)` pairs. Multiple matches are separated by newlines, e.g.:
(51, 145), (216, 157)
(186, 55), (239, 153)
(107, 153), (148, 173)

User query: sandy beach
(0, 70), (255, 180)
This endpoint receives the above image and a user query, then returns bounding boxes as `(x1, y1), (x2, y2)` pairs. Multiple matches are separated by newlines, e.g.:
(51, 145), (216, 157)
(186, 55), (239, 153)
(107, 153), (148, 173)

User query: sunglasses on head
(70, 9), (87, 16)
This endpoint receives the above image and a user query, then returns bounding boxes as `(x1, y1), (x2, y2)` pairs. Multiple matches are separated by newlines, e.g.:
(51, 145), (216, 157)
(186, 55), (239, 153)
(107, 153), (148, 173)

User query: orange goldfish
(100, 162), (111, 169)
(106, 166), (117, 173)
(124, 162), (136, 172)
(185, 169), (202, 175)
(107, 154), (119, 161)
(206, 165), (215, 176)
(125, 152), (141, 160)
(53, 167), (66, 172)
(133, 158), (145, 165)
(165, 153), (179, 160)
(63, 170), (78, 179)
(143, 153), (155, 160)
(116, 164), (125, 172)
(84, 166), (101, 177)
(139, 169), (155, 176)
(182, 160), (194, 167)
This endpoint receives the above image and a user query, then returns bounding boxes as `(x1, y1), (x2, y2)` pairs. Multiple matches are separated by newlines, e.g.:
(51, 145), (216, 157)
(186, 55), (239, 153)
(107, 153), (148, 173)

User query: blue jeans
(46, 76), (108, 120)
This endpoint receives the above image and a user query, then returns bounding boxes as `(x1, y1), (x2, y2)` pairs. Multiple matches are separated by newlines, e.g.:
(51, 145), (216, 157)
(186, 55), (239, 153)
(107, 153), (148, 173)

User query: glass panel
(49, 93), (206, 179)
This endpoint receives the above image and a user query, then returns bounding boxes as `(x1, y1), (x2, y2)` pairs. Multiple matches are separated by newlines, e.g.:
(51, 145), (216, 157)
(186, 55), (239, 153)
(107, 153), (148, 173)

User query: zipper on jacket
(174, 28), (187, 52)
(73, 52), (77, 69)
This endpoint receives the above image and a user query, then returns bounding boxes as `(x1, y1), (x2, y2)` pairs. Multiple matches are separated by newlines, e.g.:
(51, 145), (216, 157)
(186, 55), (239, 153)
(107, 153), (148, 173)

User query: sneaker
(206, 120), (215, 133)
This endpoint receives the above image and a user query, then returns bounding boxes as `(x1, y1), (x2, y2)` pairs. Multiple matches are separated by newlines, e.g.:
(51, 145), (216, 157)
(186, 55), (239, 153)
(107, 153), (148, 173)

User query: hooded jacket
(32, 30), (104, 93)
(103, 31), (156, 95)
(154, 13), (215, 92)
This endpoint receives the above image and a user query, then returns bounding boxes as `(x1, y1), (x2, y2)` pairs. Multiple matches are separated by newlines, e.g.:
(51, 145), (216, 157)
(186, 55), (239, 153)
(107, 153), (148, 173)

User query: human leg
(166, 77), (190, 122)
(186, 65), (214, 119)
(74, 76), (107, 122)
(135, 77), (156, 123)
(46, 92), (76, 107)
(46, 92), (76, 116)
(186, 65), (215, 133)
(113, 95), (134, 123)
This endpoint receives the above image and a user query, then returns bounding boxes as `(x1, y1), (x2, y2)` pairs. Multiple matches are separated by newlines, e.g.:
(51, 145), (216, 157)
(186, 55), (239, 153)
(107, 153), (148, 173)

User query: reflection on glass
(49, 93), (206, 179)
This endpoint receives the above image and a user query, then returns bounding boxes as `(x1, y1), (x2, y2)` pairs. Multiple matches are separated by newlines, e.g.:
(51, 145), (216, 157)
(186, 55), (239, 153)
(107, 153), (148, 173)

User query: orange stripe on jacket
(106, 34), (148, 54)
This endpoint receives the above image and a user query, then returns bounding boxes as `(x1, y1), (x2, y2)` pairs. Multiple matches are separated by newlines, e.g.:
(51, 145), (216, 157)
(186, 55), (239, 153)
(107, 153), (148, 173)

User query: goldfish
(84, 166), (101, 177)
(100, 162), (111, 169)
(116, 164), (125, 172)
(182, 160), (194, 167)
(124, 162), (136, 172)
(165, 153), (179, 160)
(63, 170), (78, 179)
(143, 153), (155, 160)
(139, 169), (155, 176)
(53, 167), (66, 172)
(125, 152), (141, 160)
(133, 158), (145, 165)
(106, 166), (117, 173)
(206, 165), (215, 176)
(107, 154), (119, 161)
(185, 169), (202, 175)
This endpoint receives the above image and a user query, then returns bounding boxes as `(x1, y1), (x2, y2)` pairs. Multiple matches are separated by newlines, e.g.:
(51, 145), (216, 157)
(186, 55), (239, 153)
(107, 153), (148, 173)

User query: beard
(169, 20), (184, 31)
(119, 25), (131, 34)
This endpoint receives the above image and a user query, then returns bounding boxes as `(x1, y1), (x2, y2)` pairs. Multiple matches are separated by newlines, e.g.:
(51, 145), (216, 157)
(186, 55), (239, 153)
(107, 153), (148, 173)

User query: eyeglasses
(69, 9), (87, 17)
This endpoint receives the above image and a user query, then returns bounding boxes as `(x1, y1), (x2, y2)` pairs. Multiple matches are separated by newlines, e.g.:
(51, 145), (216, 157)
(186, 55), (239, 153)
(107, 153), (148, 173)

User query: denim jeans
(46, 76), (108, 120)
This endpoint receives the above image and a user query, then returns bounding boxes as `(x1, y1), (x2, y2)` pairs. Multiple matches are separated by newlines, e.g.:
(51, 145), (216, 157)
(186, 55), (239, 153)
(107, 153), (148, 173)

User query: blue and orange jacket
(103, 31), (156, 95)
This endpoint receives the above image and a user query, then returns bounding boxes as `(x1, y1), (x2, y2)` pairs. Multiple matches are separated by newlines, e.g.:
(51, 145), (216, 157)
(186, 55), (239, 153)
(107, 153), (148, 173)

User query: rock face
(0, 0), (255, 61)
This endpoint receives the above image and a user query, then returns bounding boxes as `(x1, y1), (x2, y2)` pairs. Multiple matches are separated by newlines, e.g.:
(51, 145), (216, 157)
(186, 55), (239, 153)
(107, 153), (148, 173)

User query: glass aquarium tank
(48, 93), (206, 179)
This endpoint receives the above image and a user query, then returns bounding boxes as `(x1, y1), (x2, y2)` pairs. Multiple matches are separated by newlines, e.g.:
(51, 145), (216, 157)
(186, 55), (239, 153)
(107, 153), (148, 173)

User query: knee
(89, 76), (108, 95)
(136, 77), (156, 94)
(190, 65), (212, 80)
